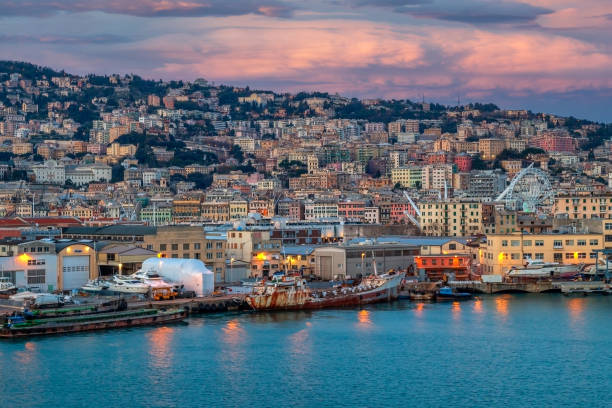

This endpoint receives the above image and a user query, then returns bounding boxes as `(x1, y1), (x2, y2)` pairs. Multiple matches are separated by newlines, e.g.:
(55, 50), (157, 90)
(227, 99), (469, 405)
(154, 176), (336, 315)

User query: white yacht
(507, 260), (583, 278)
(108, 276), (150, 294)
(0, 278), (17, 295)
(81, 279), (111, 293)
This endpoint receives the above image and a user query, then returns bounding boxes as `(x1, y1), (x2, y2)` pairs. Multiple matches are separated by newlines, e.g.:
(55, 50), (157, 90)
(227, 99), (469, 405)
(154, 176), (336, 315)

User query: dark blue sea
(1, 294), (611, 408)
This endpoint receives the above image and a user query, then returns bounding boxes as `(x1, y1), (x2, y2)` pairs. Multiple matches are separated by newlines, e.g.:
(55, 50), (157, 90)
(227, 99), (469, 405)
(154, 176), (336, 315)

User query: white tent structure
(140, 258), (214, 297)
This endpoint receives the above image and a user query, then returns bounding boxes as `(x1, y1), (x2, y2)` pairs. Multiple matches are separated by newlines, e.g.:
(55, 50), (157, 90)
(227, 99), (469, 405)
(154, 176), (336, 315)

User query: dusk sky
(1, 0), (611, 121)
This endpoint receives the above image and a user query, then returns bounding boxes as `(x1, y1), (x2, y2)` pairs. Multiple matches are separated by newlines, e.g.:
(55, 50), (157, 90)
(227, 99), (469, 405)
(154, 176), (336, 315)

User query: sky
(0, 0), (611, 122)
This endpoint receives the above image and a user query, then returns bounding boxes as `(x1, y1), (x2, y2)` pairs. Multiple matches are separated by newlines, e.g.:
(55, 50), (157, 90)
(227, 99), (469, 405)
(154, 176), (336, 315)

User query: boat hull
(246, 274), (403, 311)
(0, 310), (186, 338)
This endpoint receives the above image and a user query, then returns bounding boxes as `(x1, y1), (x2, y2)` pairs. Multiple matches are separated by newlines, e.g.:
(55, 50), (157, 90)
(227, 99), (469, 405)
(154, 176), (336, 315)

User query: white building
(32, 160), (66, 184)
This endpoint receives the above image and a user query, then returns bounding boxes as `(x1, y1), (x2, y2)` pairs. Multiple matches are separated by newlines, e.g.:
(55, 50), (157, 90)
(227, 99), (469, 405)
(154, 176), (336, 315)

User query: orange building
(414, 254), (472, 281)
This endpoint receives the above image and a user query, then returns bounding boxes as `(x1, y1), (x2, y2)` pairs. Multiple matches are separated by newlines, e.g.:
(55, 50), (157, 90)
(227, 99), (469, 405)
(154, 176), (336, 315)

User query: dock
(127, 294), (247, 314)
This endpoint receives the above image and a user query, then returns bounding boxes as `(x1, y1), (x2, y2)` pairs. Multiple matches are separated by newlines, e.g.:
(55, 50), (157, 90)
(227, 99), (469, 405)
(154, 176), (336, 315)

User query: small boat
(108, 276), (150, 294)
(0, 278), (17, 297)
(0, 308), (187, 338)
(436, 286), (473, 301)
(409, 292), (436, 301)
(23, 299), (128, 319)
(81, 279), (111, 293)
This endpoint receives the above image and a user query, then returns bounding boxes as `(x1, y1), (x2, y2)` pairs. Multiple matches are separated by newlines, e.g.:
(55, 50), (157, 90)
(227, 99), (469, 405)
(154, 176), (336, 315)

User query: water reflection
(495, 296), (509, 317)
(357, 309), (372, 328)
(222, 319), (245, 346)
(567, 297), (585, 323)
(147, 326), (174, 371)
(473, 299), (483, 314)
(452, 301), (461, 320)
(14, 341), (37, 365)
(414, 302), (425, 317)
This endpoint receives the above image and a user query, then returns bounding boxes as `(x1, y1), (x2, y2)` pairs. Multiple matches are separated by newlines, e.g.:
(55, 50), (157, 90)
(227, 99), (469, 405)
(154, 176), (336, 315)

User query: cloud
(0, 0), (296, 18)
(397, 1), (554, 24)
(0, 34), (130, 44)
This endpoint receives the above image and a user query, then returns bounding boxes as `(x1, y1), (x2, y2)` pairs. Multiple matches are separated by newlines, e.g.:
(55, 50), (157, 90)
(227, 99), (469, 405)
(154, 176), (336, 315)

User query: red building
(454, 154), (472, 172)
(415, 254), (472, 281)
(531, 134), (576, 153)
(427, 152), (449, 164)
(337, 201), (366, 222)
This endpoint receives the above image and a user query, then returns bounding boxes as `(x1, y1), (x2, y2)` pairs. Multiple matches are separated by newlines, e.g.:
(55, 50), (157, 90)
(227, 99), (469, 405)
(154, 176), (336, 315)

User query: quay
(127, 294), (246, 314)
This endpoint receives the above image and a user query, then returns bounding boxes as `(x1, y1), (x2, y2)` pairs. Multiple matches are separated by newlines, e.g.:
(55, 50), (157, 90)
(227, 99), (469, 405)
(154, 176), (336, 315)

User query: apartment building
(481, 232), (603, 275)
(553, 194), (612, 219)
(418, 201), (484, 237)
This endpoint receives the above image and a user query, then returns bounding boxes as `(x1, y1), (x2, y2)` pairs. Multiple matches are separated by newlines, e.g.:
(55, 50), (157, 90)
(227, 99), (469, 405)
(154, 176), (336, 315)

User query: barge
(0, 308), (186, 338)
(245, 272), (404, 311)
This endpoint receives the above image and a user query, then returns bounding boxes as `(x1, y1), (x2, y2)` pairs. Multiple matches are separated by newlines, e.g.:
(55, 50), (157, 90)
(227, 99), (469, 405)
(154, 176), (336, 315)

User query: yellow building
(229, 201), (248, 220)
(553, 194), (612, 219)
(418, 201), (483, 237)
(201, 201), (230, 222)
(478, 138), (505, 160)
(481, 232), (603, 275)
(391, 167), (422, 188)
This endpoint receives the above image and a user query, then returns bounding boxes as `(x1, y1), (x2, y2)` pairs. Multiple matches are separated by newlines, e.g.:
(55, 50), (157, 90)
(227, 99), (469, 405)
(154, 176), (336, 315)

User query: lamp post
(361, 252), (365, 276)
(230, 257), (234, 280)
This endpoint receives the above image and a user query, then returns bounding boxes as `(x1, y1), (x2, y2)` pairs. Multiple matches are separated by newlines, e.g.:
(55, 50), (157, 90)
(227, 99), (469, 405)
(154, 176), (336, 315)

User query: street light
(361, 252), (365, 275)
(230, 257), (235, 279)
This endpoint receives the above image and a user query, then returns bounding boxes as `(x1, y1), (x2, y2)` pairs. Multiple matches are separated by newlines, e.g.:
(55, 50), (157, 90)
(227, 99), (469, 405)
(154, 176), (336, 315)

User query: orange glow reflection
(15, 341), (36, 365)
(473, 299), (483, 313)
(495, 296), (509, 317)
(357, 309), (372, 327)
(567, 297), (585, 322)
(147, 326), (174, 370)
(414, 302), (424, 317)
(222, 319), (244, 345)
(452, 301), (461, 319)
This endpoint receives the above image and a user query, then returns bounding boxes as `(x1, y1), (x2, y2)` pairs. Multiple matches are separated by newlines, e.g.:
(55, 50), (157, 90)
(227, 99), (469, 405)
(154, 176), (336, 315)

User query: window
(206, 242), (213, 249)
(502, 240), (508, 247)
(523, 253), (532, 260)
(183, 243), (190, 250)
(206, 253), (213, 260)
(523, 240), (532, 246)
(171, 254), (178, 258)
(216, 252), (223, 258)
(553, 240), (562, 248)
(511, 240), (520, 247)
(160, 244), (167, 251)
(194, 253), (200, 259)
(27, 269), (45, 284)
(590, 253), (597, 259)
(216, 242), (223, 249)
(183, 253), (190, 259)
(448, 244), (456, 250)
(589, 239), (599, 246)
(511, 253), (520, 260)
(171, 244), (178, 251)
(535, 253), (544, 260)
(535, 240), (544, 247)
(606, 223), (612, 230)
(578, 253), (586, 259)
(565, 240), (574, 245)
(554, 253), (563, 262)
(194, 243), (201, 250)
(577, 240), (586, 246)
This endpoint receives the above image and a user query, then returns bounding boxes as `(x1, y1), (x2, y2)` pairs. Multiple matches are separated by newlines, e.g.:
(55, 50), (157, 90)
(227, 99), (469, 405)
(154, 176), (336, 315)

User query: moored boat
(0, 308), (187, 338)
(245, 272), (405, 311)
(0, 278), (17, 297)
(436, 286), (473, 301)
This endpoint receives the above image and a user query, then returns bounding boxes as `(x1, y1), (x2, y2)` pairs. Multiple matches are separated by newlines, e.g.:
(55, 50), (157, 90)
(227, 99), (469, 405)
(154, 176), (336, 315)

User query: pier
(128, 294), (247, 314)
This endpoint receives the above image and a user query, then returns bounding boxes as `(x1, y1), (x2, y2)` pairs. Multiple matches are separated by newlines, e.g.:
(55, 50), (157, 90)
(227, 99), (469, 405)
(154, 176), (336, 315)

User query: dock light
(257, 253), (266, 261)
(18, 253), (31, 263)
(498, 252), (504, 261)
(574, 252), (578, 260)
(157, 252), (163, 258)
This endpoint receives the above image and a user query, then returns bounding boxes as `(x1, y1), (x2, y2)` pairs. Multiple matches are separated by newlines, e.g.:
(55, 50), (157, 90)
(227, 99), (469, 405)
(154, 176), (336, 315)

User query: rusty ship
(245, 272), (405, 311)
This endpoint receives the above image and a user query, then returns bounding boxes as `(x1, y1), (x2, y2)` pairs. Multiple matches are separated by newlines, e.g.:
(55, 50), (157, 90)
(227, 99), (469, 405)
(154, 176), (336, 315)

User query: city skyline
(0, 0), (611, 122)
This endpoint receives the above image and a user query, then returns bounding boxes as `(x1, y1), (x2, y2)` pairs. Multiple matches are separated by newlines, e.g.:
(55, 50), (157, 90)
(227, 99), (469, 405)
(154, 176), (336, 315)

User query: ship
(0, 308), (186, 338)
(245, 272), (405, 311)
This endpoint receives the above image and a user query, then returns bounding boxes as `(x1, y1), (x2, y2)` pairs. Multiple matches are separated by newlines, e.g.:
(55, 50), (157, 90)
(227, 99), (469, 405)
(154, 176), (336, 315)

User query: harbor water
(1, 294), (611, 408)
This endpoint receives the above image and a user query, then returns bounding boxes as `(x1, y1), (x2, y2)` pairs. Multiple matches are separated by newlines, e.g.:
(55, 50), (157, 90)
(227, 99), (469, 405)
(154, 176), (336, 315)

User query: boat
(0, 278), (17, 297)
(23, 299), (128, 319)
(81, 279), (111, 294)
(108, 276), (150, 294)
(0, 308), (187, 338)
(408, 292), (436, 301)
(245, 272), (405, 311)
(436, 286), (473, 301)
(506, 260), (583, 279)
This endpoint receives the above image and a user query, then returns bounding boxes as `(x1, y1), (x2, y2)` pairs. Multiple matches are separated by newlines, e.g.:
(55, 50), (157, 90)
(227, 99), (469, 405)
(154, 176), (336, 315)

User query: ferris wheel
(496, 163), (553, 212)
